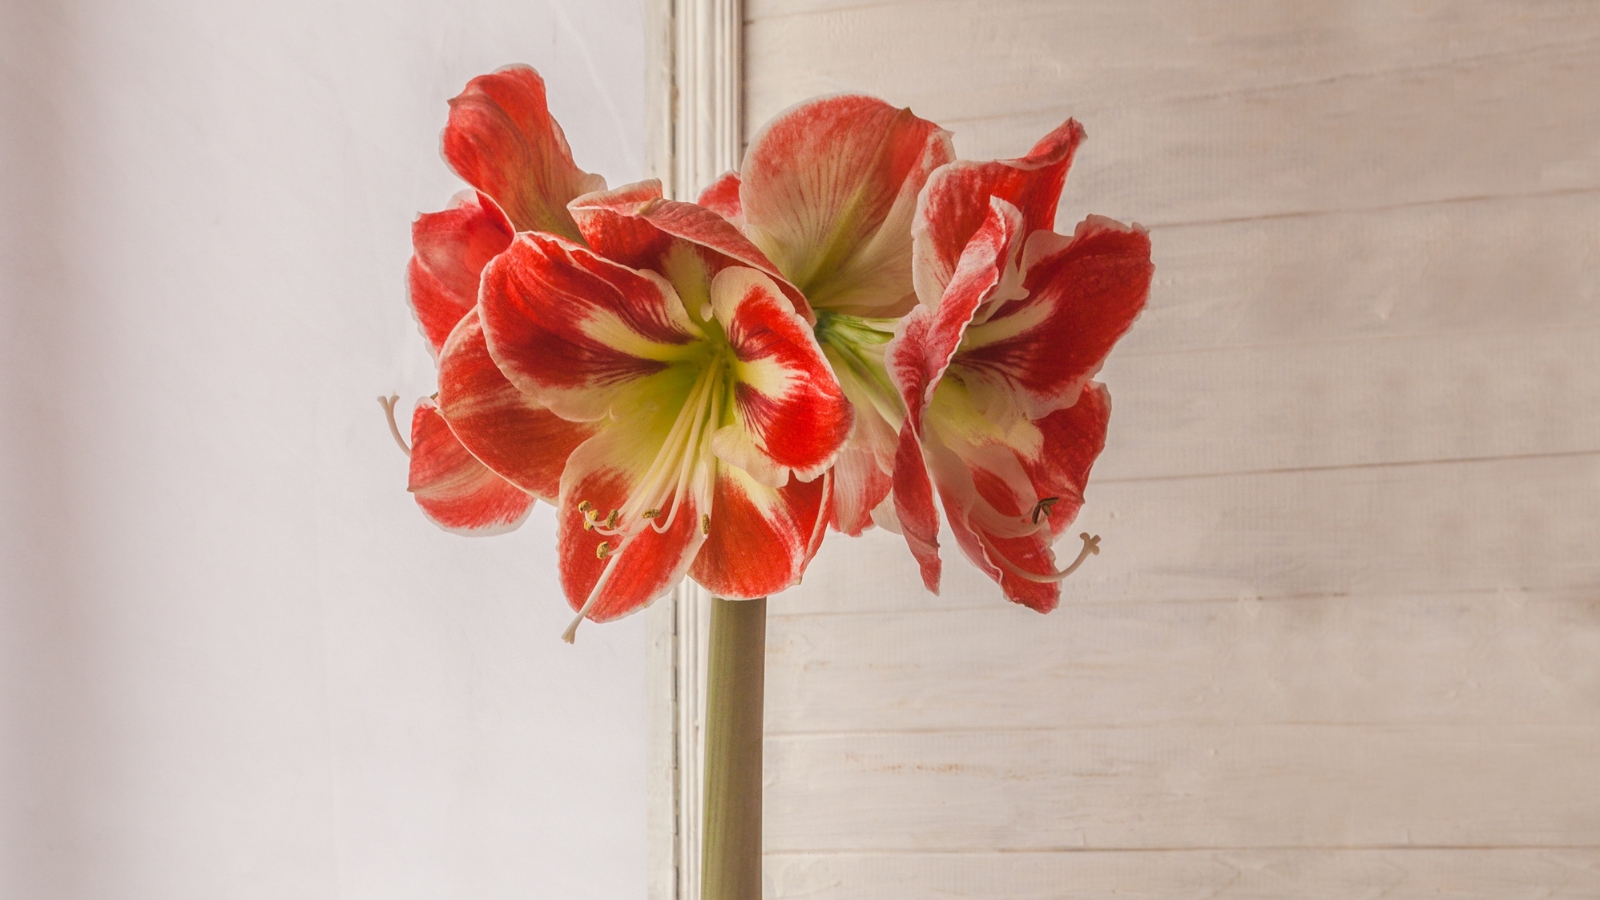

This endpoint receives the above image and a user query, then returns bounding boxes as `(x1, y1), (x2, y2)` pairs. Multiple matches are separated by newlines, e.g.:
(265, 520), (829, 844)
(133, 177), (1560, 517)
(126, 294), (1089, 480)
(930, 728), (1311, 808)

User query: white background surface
(0, 1), (650, 898)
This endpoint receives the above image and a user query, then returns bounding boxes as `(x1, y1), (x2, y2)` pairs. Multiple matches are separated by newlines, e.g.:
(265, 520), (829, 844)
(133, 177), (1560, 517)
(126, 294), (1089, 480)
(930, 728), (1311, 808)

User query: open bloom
(887, 121), (1153, 611)
(472, 181), (852, 639)
(700, 96), (954, 535)
(399, 66), (606, 534)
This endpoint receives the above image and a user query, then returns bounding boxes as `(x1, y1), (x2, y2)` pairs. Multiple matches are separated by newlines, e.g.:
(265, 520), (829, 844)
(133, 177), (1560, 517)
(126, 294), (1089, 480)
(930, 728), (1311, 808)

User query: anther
(701, 513), (711, 535)
(605, 509), (620, 529)
(642, 509), (661, 519)
(577, 500), (593, 513)
(1030, 497), (1060, 525)
(596, 541), (613, 560)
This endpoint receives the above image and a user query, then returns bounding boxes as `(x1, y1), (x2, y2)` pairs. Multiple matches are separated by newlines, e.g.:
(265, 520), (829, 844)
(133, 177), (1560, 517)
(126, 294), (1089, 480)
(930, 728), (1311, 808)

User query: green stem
(701, 595), (766, 900)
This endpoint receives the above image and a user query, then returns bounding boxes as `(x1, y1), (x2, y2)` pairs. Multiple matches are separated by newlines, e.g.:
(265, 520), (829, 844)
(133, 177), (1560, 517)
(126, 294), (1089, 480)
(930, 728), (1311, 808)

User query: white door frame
(643, 2), (743, 898)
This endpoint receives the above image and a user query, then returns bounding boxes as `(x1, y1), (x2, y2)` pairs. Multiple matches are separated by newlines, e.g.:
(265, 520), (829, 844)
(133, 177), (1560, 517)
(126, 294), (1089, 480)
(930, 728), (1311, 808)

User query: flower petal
(441, 65), (605, 241)
(569, 180), (811, 321)
(697, 171), (743, 224)
(436, 308), (598, 501)
(827, 403), (896, 536)
(1021, 381), (1111, 538)
(407, 400), (533, 535)
(557, 421), (709, 623)
(740, 95), (953, 317)
(912, 120), (1085, 304)
(690, 464), (828, 599)
(407, 191), (514, 356)
(479, 232), (705, 422)
(708, 266), (853, 485)
(955, 215), (1152, 421)
(924, 397), (1062, 612)
(889, 198), (1022, 428)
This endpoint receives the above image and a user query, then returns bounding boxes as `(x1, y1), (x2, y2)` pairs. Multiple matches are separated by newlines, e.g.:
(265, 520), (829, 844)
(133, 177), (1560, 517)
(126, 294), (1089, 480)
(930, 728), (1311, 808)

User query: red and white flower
(706, 96), (955, 535)
(887, 121), (1152, 611)
(398, 67), (852, 637)
(477, 182), (850, 639)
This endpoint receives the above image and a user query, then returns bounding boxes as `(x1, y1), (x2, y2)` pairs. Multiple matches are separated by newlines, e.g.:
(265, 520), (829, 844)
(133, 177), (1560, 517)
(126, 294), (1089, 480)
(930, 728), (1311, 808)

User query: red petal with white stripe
(691, 466), (828, 599)
(708, 267), (852, 485)
(557, 423), (708, 624)
(442, 66), (605, 240)
(741, 95), (953, 316)
(955, 215), (1151, 421)
(436, 309), (597, 502)
(478, 232), (704, 422)
(407, 400), (533, 535)
(569, 180), (811, 321)
(912, 119), (1085, 303)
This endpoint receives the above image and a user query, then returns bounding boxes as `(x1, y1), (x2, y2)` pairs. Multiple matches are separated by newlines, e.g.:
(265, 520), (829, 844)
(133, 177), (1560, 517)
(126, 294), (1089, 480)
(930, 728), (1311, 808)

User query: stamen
(578, 500), (594, 513)
(596, 541), (613, 560)
(642, 509), (661, 519)
(562, 535), (631, 643)
(979, 531), (1101, 584)
(1030, 497), (1059, 525)
(377, 394), (410, 457)
(701, 513), (712, 535)
(605, 509), (621, 529)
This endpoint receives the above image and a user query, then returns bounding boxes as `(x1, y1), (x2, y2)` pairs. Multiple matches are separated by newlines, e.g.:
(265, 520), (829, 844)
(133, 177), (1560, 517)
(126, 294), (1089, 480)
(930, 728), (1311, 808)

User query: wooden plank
(779, 453), (1600, 615)
(766, 593), (1600, 733)
(766, 849), (1600, 900)
(747, 7), (1600, 225)
(747, 1), (1600, 124)
(764, 724), (1600, 851)
(1095, 325), (1600, 481)
(1126, 192), (1600, 355)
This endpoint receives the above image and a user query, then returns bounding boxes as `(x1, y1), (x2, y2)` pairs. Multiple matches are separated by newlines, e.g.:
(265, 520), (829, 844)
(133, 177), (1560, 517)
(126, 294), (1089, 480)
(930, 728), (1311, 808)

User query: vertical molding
(645, 1), (742, 899)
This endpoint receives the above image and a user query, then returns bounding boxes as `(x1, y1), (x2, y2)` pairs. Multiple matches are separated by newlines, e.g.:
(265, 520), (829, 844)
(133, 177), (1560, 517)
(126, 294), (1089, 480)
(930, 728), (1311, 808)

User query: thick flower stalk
(887, 121), (1153, 611)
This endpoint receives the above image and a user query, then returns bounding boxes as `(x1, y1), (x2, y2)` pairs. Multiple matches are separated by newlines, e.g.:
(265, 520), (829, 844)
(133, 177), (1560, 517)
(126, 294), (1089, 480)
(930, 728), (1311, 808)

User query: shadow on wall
(0, 3), (102, 897)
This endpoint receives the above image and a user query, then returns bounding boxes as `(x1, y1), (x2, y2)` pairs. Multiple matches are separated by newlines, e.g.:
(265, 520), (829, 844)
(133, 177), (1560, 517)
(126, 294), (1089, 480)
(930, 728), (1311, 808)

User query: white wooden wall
(741, 1), (1600, 896)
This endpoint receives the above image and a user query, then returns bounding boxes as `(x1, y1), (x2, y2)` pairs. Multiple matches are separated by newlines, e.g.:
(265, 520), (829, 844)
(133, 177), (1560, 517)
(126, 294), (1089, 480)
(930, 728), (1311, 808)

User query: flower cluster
(391, 66), (1152, 639)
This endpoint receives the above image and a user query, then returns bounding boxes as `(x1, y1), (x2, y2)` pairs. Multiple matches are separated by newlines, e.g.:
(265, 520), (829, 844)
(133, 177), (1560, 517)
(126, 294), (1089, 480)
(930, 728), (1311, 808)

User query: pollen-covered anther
(1030, 497), (1060, 525)
(596, 541), (614, 560)
(577, 500), (594, 513)
(605, 509), (621, 529)
(701, 513), (711, 535)
(642, 509), (662, 519)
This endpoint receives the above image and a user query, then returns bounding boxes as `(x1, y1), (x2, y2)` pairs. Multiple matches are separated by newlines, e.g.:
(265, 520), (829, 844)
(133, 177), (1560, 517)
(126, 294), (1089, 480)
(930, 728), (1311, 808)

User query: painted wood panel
(767, 592), (1600, 733)
(765, 725), (1600, 851)
(1122, 193), (1600, 356)
(767, 850), (1600, 900)
(748, 4), (1600, 226)
(781, 452), (1600, 615)
(739, 0), (1600, 895)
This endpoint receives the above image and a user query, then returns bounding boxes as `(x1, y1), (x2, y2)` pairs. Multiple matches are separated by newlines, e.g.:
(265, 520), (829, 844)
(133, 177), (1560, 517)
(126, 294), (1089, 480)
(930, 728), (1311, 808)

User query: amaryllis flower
(394, 66), (606, 535)
(887, 121), (1153, 611)
(470, 179), (852, 640)
(700, 97), (954, 536)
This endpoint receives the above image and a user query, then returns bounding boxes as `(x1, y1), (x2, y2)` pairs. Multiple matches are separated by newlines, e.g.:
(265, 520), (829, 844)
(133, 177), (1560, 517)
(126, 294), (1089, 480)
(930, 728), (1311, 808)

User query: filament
(378, 394), (410, 456)
(978, 531), (1101, 584)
